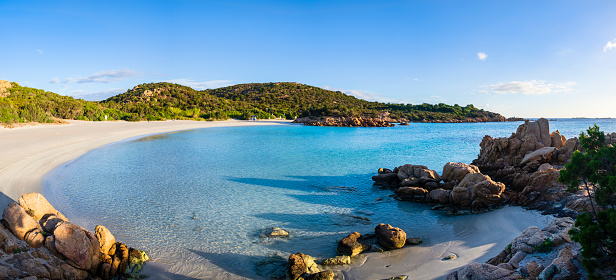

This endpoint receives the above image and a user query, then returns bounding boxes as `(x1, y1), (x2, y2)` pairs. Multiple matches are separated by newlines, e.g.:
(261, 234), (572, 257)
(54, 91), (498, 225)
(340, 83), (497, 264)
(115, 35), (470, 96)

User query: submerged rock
(260, 227), (290, 238)
(337, 232), (369, 257)
(321, 255), (351, 265)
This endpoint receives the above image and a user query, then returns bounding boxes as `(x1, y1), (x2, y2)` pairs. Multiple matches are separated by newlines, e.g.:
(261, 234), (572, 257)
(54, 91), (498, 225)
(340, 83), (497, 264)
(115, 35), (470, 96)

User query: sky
(1, 0), (616, 118)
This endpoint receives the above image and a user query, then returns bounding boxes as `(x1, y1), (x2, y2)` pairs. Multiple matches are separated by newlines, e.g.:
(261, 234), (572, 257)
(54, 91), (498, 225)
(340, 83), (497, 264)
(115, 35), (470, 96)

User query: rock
(2, 202), (42, 240)
(41, 214), (65, 233)
(395, 187), (428, 200)
(18, 193), (68, 221)
(116, 243), (130, 274)
(507, 251), (526, 269)
(405, 237), (423, 245)
(510, 226), (545, 254)
(44, 235), (61, 258)
(429, 188), (451, 204)
(15, 258), (50, 278)
(388, 276), (408, 280)
(550, 131), (566, 149)
(397, 164), (441, 183)
(445, 263), (520, 280)
(54, 222), (100, 271)
(307, 270), (335, 280)
(100, 262), (112, 280)
(442, 162), (480, 183)
(521, 147), (557, 165)
(457, 173), (491, 188)
(443, 254), (457, 260)
(60, 262), (89, 280)
(372, 173), (401, 188)
(0, 80), (12, 97)
(287, 253), (307, 280)
(260, 227), (289, 238)
(337, 232), (369, 256)
(95, 225), (116, 255)
(537, 118), (552, 146)
(126, 248), (150, 278)
(527, 261), (544, 278)
(321, 255), (351, 265)
(538, 163), (553, 172)
(24, 229), (45, 248)
(546, 245), (581, 279)
(497, 263), (514, 270)
(375, 224), (406, 249)
(451, 187), (471, 207)
(470, 180), (506, 207)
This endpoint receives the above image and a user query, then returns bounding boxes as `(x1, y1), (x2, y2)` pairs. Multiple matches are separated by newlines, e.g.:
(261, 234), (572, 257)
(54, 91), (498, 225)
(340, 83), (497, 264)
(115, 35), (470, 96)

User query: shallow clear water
(43, 119), (616, 279)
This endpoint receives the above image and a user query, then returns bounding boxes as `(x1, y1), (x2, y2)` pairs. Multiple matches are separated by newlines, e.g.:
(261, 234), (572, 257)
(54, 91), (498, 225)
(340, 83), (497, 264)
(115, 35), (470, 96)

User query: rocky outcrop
(293, 116), (395, 127)
(447, 218), (586, 280)
(18, 192), (68, 221)
(0, 193), (149, 279)
(260, 227), (289, 238)
(0, 80), (12, 97)
(373, 162), (507, 211)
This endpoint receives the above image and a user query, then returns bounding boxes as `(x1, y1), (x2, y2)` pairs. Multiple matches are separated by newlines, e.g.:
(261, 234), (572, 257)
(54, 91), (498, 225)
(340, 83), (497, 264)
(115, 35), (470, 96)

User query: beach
(0, 120), (553, 279)
(0, 119), (291, 210)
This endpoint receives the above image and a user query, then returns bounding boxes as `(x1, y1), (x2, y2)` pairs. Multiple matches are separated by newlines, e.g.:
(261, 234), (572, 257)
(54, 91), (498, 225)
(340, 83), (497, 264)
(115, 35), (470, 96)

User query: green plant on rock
(534, 238), (554, 253)
(559, 124), (616, 280)
(25, 208), (35, 217)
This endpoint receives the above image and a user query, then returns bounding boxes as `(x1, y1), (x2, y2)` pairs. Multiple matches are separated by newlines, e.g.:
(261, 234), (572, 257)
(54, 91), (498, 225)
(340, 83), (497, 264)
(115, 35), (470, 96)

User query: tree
(559, 125), (616, 279)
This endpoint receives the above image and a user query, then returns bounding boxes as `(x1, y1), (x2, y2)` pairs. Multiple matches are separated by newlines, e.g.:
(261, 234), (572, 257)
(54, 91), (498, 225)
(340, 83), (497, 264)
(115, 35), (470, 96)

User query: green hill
(0, 80), (506, 126)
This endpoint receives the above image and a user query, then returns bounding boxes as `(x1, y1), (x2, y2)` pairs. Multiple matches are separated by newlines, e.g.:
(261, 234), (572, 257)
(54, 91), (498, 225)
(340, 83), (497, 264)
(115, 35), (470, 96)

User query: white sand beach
(0, 119), (551, 279)
(0, 119), (291, 209)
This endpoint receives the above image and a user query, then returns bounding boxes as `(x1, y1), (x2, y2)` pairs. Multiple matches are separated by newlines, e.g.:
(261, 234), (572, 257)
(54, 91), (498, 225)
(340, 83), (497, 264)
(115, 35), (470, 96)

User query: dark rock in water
(260, 227), (290, 238)
(375, 224), (406, 249)
(442, 254), (457, 260)
(372, 173), (400, 188)
(337, 232), (369, 257)
(256, 255), (287, 279)
(389, 276), (408, 280)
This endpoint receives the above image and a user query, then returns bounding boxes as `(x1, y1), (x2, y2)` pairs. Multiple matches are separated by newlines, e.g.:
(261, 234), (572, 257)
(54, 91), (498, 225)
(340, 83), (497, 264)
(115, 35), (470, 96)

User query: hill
(1, 80), (506, 126)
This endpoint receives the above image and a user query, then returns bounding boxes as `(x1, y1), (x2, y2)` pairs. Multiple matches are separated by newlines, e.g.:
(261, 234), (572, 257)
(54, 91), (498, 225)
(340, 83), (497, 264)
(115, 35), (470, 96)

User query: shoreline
(0, 119), (292, 210)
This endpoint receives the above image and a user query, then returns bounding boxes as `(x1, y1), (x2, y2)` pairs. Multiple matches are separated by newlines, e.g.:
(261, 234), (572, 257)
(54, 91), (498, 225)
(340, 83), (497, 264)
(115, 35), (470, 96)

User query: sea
(43, 118), (616, 279)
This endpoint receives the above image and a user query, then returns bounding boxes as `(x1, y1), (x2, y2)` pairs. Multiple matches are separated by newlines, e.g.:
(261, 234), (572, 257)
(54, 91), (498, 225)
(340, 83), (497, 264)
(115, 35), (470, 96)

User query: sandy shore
(0, 119), (291, 210)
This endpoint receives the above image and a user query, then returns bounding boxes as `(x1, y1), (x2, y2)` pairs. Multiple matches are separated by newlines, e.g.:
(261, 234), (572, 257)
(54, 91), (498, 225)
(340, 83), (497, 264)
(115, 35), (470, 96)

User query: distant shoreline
(0, 119), (292, 210)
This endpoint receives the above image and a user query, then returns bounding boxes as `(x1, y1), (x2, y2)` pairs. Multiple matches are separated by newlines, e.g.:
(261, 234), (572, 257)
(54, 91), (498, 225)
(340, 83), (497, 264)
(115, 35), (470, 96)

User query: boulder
(406, 237), (423, 245)
(41, 214), (65, 233)
(445, 263), (521, 280)
(260, 227), (289, 238)
(451, 187), (471, 207)
(336, 232), (368, 257)
(550, 131), (566, 149)
(372, 173), (400, 188)
(18, 193), (68, 221)
(520, 147), (557, 165)
(470, 180), (505, 207)
(395, 187), (428, 200)
(287, 253), (307, 280)
(442, 162), (480, 183)
(2, 202), (41, 240)
(54, 222), (100, 271)
(95, 225), (116, 255)
(397, 164), (441, 183)
(24, 229), (45, 248)
(429, 188), (451, 204)
(375, 224), (406, 249)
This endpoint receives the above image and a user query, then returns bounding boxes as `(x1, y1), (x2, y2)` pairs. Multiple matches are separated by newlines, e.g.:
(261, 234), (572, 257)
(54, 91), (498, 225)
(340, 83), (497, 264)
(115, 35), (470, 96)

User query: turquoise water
(43, 119), (616, 279)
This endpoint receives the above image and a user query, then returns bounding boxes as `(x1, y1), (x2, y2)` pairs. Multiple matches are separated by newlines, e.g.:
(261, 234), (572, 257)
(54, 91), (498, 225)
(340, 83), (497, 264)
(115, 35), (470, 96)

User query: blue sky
(1, 0), (615, 118)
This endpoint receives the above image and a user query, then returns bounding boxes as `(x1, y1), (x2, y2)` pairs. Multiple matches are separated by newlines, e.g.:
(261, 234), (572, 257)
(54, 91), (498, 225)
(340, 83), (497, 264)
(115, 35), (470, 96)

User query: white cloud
(49, 77), (60, 84)
(61, 69), (139, 84)
(483, 80), (576, 95)
(604, 39), (616, 52)
(36, 49), (43, 54)
(477, 52), (488, 61)
(164, 79), (234, 90)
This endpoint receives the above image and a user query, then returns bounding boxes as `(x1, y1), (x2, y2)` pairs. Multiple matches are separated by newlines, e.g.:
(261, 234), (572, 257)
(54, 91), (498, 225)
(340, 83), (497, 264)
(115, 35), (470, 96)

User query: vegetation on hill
(1, 81), (505, 126)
